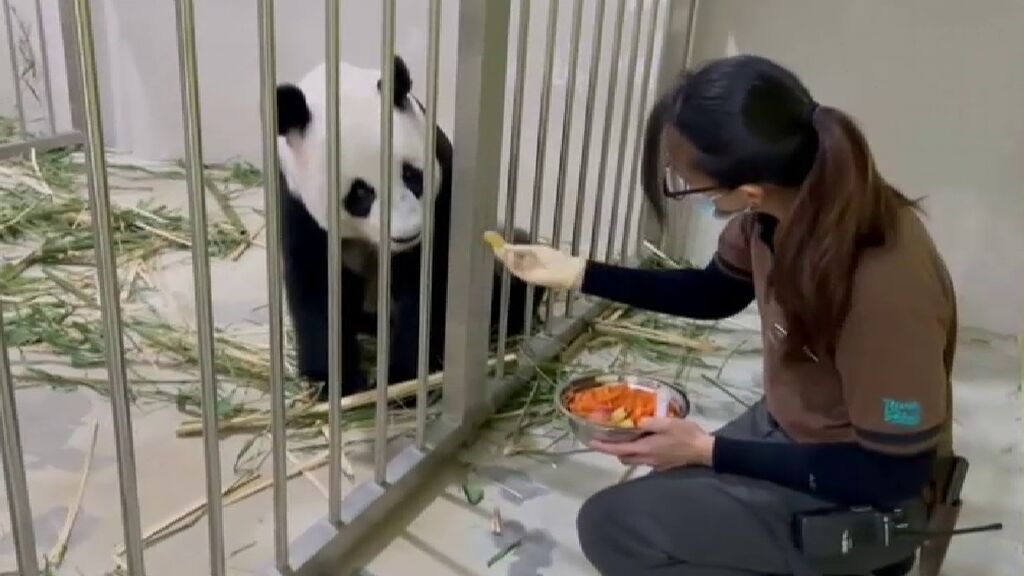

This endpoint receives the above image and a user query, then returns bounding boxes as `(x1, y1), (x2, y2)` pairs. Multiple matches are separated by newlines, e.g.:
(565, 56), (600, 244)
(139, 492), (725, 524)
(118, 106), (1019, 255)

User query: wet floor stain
(489, 519), (555, 576)
(475, 465), (549, 505)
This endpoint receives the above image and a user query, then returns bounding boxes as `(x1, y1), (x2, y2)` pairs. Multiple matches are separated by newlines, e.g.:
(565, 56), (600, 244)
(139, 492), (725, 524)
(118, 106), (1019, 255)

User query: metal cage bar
(255, 0), (290, 568)
(645, 0), (701, 257)
(587, 0), (626, 261)
(544, 0), (584, 325)
(71, 0), (147, 572)
(522, 0), (559, 338)
(325, 0), (344, 526)
(3, 0), (26, 135)
(172, 0), (226, 573)
(497, 0), (536, 377)
(565, 0), (607, 317)
(496, 0), (531, 379)
(442, 0), (511, 422)
(58, 0), (86, 133)
(619, 0), (662, 262)
(0, 305), (40, 576)
(603, 0), (645, 262)
(33, 0), (57, 134)
(374, 0), (397, 486)
(416, 0), (442, 448)
(634, 0), (676, 258)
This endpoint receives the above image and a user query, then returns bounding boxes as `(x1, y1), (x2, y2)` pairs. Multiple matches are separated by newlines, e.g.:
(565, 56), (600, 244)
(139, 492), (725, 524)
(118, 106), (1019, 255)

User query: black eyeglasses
(662, 166), (724, 199)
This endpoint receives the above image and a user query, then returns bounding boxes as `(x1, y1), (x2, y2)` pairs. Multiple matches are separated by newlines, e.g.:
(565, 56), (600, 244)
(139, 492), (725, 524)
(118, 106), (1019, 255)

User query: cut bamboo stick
(593, 321), (719, 353)
(175, 354), (518, 437)
(287, 450), (328, 498)
(47, 420), (99, 567)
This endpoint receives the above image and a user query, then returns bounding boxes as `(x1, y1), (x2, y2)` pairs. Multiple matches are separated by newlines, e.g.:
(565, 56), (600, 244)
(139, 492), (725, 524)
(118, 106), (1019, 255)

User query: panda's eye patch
(401, 162), (424, 198)
(344, 178), (376, 218)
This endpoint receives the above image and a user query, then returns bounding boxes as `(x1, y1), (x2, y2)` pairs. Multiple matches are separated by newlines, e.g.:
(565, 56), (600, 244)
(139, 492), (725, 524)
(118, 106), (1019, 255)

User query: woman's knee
(577, 487), (617, 556)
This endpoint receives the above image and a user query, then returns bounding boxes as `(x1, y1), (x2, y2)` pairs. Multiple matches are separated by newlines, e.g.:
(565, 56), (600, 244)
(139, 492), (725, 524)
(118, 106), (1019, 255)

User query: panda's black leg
(338, 268), (372, 398)
(386, 281), (421, 385)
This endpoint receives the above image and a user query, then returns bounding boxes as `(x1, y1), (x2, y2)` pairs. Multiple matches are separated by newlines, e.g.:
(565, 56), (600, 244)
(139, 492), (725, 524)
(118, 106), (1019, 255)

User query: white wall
(673, 0), (1024, 337)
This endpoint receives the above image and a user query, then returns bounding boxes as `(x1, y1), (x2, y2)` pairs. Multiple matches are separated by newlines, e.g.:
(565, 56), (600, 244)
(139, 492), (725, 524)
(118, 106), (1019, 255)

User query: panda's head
(276, 56), (440, 253)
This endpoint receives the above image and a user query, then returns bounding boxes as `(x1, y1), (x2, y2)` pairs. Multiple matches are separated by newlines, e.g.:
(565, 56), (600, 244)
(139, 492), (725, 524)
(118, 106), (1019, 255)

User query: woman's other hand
(493, 244), (586, 290)
(590, 418), (715, 471)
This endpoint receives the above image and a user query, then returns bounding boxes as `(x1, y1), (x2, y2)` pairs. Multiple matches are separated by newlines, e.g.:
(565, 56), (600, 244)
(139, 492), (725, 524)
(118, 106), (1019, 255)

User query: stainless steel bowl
(555, 374), (690, 445)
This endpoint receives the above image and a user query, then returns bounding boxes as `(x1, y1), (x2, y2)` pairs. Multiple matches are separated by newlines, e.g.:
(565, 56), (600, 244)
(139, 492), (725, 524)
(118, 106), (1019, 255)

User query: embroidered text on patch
(882, 399), (922, 427)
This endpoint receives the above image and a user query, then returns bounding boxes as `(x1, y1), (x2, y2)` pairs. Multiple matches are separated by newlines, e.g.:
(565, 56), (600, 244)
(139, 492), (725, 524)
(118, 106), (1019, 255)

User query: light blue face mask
(693, 193), (730, 220)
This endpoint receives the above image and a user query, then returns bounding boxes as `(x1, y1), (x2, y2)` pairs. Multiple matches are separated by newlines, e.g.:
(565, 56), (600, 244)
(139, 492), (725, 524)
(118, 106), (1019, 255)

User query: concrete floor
(1, 169), (1022, 576)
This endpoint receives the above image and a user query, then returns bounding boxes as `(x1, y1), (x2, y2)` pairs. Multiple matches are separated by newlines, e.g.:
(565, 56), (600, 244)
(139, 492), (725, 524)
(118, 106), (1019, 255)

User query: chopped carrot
(566, 383), (668, 425)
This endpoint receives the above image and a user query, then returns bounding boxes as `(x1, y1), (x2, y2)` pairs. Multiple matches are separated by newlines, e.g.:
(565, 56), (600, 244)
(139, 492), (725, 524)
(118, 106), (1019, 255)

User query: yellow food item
(610, 407), (628, 423)
(482, 231), (506, 253)
(615, 418), (635, 429)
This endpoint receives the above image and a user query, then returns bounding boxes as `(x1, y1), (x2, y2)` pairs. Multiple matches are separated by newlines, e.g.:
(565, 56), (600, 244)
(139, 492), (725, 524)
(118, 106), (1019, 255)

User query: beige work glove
(493, 243), (586, 290)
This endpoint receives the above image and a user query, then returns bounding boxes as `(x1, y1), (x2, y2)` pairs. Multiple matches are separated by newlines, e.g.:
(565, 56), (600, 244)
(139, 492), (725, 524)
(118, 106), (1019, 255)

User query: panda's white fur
(277, 56), (544, 398)
(277, 60), (441, 252)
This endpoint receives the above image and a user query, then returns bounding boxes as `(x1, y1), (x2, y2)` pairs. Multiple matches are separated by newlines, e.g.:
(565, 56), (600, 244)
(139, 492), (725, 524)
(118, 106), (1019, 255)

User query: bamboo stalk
(113, 474), (261, 557)
(286, 450), (328, 498)
(322, 424), (354, 478)
(114, 450), (329, 558)
(592, 321), (719, 353)
(175, 353), (518, 437)
(46, 421), (99, 567)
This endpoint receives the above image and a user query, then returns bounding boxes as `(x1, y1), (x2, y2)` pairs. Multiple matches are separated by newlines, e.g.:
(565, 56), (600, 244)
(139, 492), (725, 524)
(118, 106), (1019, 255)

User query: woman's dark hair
(641, 54), (917, 359)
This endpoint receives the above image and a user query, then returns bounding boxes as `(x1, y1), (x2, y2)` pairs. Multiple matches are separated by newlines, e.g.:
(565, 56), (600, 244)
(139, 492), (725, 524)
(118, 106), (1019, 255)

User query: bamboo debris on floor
(174, 353), (517, 437)
(3, 140), (764, 566)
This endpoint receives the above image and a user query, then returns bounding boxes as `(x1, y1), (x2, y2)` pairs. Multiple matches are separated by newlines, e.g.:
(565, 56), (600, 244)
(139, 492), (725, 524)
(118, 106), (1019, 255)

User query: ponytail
(770, 106), (917, 359)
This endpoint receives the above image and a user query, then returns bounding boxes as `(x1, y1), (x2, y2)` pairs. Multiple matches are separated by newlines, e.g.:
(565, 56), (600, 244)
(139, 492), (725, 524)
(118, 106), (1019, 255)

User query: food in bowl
(566, 381), (682, 429)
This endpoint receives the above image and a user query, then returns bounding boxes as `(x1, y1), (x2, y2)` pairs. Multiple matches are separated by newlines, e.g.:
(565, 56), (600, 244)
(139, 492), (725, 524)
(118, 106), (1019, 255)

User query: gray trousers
(577, 400), (832, 576)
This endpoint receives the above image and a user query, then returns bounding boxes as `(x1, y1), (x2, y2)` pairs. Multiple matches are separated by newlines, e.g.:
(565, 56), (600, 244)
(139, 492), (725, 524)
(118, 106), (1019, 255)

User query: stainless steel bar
(543, 0), (584, 326)
(71, 0), (146, 572)
(650, 0), (701, 256)
(565, 0), (606, 317)
(58, 0), (85, 132)
(416, 0), (442, 448)
(33, 0), (56, 134)
(375, 0), (396, 485)
(256, 0), (290, 568)
(522, 0), (559, 338)
(173, 1), (225, 573)
(496, 0), (531, 380)
(325, 0), (343, 526)
(603, 0), (645, 263)
(586, 0), (626, 262)
(620, 0), (660, 262)
(0, 305), (40, 576)
(443, 0), (510, 421)
(3, 0), (27, 135)
(635, 0), (674, 259)
(684, 0), (701, 70)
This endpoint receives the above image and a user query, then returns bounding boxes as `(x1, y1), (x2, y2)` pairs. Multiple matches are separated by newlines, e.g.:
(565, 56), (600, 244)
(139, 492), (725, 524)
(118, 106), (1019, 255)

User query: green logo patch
(882, 399), (922, 427)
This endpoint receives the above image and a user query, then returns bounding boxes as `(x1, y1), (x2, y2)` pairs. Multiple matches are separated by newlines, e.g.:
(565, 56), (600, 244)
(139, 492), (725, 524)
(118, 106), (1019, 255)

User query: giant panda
(275, 55), (543, 399)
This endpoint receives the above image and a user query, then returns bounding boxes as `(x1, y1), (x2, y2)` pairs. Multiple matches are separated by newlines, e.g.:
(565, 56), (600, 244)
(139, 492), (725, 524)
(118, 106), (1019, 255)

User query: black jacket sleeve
(579, 259), (755, 320)
(712, 436), (935, 507)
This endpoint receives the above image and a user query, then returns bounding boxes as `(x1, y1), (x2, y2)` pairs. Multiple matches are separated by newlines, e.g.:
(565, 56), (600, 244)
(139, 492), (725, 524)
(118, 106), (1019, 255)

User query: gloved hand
(493, 243), (586, 290)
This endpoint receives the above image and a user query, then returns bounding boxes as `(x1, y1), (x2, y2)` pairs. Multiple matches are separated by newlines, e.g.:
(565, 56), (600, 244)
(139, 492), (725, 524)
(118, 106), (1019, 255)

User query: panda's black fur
(277, 56), (544, 399)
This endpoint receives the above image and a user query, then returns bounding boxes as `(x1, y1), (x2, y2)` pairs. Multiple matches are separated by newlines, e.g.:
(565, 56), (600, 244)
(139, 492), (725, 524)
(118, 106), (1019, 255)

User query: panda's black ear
(277, 84), (311, 136)
(377, 55), (413, 111)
